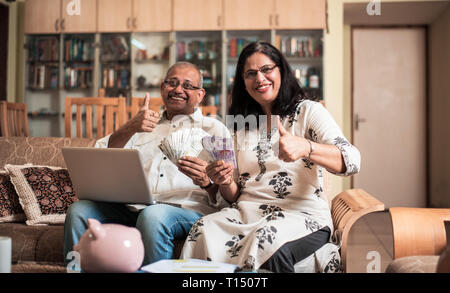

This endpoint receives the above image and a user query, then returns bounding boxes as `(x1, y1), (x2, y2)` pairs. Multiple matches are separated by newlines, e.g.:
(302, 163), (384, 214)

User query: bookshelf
(25, 35), (61, 137)
(100, 34), (131, 99)
(275, 30), (324, 100)
(131, 32), (172, 98)
(24, 30), (323, 137)
(63, 34), (95, 90)
(26, 35), (60, 90)
(175, 31), (223, 110)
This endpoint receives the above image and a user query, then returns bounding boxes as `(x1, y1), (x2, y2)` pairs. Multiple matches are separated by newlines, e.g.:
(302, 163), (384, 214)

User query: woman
(180, 42), (360, 272)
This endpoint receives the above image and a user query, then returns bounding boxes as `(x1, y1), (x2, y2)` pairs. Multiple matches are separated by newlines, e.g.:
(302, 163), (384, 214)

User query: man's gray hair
(165, 61), (203, 88)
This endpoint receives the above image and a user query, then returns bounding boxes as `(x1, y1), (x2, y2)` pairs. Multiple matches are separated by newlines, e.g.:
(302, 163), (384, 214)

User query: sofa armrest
(389, 208), (450, 259)
(331, 188), (385, 272)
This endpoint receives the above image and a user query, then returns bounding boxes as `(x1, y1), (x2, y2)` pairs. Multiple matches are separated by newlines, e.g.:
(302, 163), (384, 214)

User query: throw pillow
(0, 171), (26, 223)
(5, 164), (78, 225)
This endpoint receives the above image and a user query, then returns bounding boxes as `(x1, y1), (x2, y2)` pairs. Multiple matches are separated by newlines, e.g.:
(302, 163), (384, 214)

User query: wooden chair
(389, 207), (450, 259)
(64, 97), (127, 139)
(0, 101), (30, 137)
(201, 105), (218, 117)
(330, 188), (385, 272)
(128, 97), (164, 119)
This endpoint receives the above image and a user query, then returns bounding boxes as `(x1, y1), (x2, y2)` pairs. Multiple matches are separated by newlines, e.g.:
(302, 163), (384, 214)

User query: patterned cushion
(5, 164), (78, 225)
(0, 171), (26, 223)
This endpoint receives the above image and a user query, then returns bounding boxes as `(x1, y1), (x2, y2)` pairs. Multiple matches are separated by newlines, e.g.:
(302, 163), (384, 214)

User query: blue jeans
(63, 200), (202, 268)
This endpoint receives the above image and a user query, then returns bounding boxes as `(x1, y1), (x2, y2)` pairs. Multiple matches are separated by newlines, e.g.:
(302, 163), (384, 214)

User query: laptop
(61, 147), (158, 205)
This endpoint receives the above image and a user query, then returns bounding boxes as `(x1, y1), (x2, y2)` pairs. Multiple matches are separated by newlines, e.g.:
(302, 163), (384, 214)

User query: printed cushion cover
(5, 164), (78, 225)
(0, 170), (26, 223)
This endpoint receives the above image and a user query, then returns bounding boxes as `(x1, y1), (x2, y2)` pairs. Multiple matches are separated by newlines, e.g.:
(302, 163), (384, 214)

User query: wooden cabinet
(24, 0), (326, 34)
(173, 0), (223, 31)
(133, 0), (172, 32)
(275, 0), (326, 29)
(97, 0), (134, 32)
(223, 0), (274, 30)
(24, 0), (62, 34)
(223, 0), (326, 30)
(98, 0), (171, 32)
(61, 0), (97, 33)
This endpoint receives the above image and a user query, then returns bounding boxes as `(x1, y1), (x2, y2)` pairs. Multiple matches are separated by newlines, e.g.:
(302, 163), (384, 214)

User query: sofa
(0, 136), (189, 273)
(0, 137), (96, 273)
(0, 136), (386, 273)
(384, 207), (450, 273)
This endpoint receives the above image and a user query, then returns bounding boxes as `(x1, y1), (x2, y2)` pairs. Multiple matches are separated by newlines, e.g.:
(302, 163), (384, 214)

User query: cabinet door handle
(269, 14), (273, 26)
(276, 14), (279, 26)
(133, 17), (137, 29)
(61, 19), (65, 31)
(127, 17), (131, 29)
(55, 19), (59, 32)
(217, 15), (221, 27)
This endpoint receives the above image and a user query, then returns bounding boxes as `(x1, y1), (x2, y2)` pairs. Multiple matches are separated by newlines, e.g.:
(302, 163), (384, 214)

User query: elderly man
(63, 62), (230, 268)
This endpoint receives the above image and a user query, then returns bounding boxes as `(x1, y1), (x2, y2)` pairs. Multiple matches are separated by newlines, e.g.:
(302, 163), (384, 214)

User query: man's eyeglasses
(243, 64), (278, 80)
(163, 79), (202, 91)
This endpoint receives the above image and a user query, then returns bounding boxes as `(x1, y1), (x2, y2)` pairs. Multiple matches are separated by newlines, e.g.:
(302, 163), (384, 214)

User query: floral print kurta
(180, 100), (361, 271)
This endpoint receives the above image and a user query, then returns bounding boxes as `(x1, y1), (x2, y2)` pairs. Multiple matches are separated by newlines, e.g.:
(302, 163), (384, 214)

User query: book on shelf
(28, 64), (59, 90)
(64, 65), (93, 89)
(101, 36), (130, 61)
(28, 37), (59, 61)
(102, 67), (130, 89)
(228, 38), (257, 58)
(177, 40), (220, 61)
(65, 38), (94, 62)
(278, 36), (322, 58)
(229, 39), (237, 58)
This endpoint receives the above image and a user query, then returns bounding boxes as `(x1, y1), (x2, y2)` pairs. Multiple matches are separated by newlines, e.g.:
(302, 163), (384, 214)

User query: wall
(429, 5), (450, 207)
(3, 0), (25, 103)
(324, 0), (348, 198)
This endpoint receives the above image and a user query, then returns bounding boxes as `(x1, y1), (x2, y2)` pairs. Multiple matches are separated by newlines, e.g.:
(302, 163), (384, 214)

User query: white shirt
(95, 108), (231, 215)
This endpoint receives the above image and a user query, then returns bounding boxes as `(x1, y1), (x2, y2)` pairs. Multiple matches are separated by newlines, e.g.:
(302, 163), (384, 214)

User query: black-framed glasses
(163, 79), (202, 91)
(243, 64), (278, 80)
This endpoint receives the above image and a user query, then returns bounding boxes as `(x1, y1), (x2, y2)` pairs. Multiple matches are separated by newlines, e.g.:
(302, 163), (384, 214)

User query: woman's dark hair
(228, 41), (313, 121)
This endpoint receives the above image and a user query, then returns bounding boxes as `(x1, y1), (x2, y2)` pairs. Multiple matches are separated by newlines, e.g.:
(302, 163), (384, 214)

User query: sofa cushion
(0, 171), (26, 223)
(5, 164), (78, 225)
(0, 137), (97, 169)
(385, 255), (440, 273)
(0, 223), (65, 264)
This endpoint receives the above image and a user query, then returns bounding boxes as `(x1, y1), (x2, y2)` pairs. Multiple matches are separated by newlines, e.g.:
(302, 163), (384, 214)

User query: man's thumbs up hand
(276, 116), (309, 162)
(130, 92), (160, 133)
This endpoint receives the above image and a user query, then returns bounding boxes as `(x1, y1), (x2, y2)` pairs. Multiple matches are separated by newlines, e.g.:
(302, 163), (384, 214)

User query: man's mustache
(168, 92), (188, 100)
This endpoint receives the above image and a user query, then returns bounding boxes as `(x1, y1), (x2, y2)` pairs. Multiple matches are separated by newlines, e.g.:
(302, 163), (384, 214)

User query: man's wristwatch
(200, 181), (214, 190)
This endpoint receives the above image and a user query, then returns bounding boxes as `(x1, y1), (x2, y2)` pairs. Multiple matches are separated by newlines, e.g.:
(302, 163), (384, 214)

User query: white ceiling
(344, 1), (450, 25)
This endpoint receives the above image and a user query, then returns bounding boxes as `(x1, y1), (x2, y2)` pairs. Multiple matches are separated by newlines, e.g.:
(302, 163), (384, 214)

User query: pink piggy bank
(74, 218), (145, 273)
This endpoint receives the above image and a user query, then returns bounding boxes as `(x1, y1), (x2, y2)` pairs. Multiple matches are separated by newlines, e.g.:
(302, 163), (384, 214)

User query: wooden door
(173, 0), (222, 31)
(275, 0), (326, 29)
(223, 0), (273, 30)
(133, 0), (171, 32)
(24, 0), (62, 34)
(352, 28), (427, 208)
(61, 0), (97, 33)
(98, 0), (133, 32)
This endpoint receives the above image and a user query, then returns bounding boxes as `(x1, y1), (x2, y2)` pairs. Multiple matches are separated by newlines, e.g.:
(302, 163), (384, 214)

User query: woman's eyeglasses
(243, 64), (278, 80)
(163, 79), (202, 91)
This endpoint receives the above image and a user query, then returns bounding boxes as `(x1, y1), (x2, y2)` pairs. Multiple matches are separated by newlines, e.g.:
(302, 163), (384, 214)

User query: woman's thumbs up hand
(276, 116), (310, 162)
